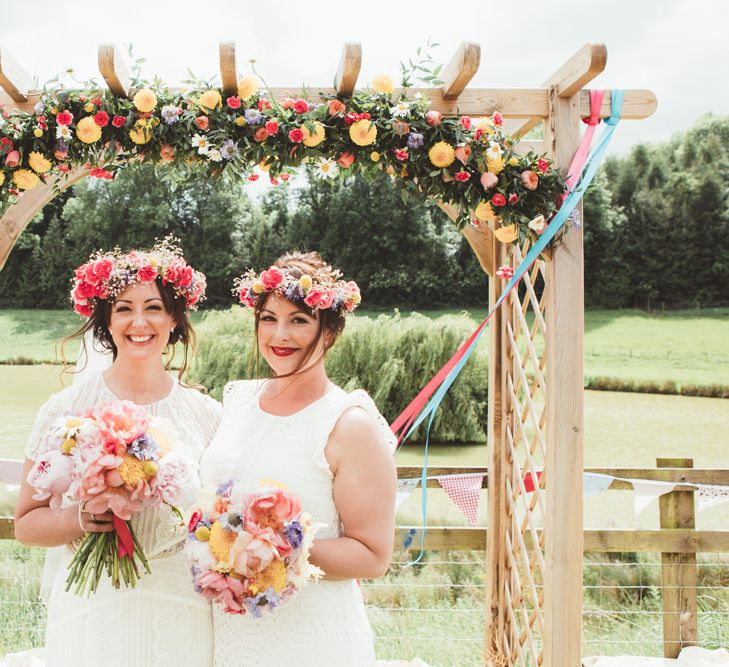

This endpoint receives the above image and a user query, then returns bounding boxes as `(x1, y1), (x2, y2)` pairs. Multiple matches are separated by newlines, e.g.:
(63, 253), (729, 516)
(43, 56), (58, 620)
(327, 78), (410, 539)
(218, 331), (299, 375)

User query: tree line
(1, 114), (726, 311)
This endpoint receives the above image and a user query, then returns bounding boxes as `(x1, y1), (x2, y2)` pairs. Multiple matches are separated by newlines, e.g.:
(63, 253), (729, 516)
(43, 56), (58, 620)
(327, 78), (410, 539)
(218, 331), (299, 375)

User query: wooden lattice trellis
(0, 40), (656, 666)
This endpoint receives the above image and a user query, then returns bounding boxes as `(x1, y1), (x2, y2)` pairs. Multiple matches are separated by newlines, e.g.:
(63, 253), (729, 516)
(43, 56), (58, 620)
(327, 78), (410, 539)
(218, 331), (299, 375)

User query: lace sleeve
(25, 392), (68, 461)
(346, 389), (398, 454)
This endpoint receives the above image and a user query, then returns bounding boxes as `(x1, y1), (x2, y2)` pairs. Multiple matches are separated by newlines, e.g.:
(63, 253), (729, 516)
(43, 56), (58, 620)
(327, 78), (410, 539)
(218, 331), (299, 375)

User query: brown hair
(61, 277), (196, 381)
(253, 251), (346, 380)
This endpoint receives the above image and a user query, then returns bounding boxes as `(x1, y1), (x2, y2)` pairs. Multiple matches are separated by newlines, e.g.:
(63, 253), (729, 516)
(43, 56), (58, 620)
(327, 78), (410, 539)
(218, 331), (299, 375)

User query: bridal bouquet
(27, 400), (196, 595)
(185, 480), (323, 616)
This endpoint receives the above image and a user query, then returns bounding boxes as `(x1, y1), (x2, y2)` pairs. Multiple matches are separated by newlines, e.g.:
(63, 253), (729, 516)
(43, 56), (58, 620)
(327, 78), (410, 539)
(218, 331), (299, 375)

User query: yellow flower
(371, 74), (394, 95)
(508, 157), (519, 167)
(487, 156), (504, 175)
(429, 141), (456, 168)
(302, 122), (326, 147)
(351, 291), (362, 305)
(195, 526), (210, 542)
(494, 224), (518, 243)
(474, 117), (495, 137)
(12, 169), (39, 190)
(77, 116), (102, 144)
(28, 151), (52, 174)
(143, 461), (158, 478)
(474, 201), (497, 223)
(349, 119), (377, 146)
(33, 128), (43, 138)
(237, 76), (260, 101)
(84, 102), (95, 113)
(0, 171), (4, 187)
(370, 151), (381, 162)
(129, 120), (153, 145)
(198, 90), (222, 112)
(249, 559), (287, 595)
(209, 522), (237, 563)
(234, 116), (246, 127)
(252, 281), (266, 294)
(133, 88), (157, 113)
(118, 454), (146, 486)
(299, 275), (312, 290)
(61, 438), (76, 455)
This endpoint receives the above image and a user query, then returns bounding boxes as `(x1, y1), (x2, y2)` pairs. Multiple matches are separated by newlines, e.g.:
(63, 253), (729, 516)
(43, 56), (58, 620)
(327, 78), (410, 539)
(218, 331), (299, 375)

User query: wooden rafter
(334, 42), (362, 98)
(98, 43), (132, 98)
(219, 41), (238, 96)
(441, 41), (480, 100)
(0, 45), (33, 103)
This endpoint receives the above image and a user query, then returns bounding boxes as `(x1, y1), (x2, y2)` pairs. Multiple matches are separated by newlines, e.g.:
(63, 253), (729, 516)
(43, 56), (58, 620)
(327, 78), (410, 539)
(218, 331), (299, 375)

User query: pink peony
(229, 529), (279, 578)
(27, 450), (74, 512)
(93, 401), (150, 449)
(480, 172), (498, 190)
(317, 289), (335, 309)
(520, 170), (539, 190)
(260, 267), (284, 290)
(194, 571), (245, 614)
(244, 488), (301, 528)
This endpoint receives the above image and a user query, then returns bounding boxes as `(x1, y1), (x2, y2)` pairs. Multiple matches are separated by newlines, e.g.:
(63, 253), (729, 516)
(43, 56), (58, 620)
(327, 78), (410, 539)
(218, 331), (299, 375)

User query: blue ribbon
(402, 91), (625, 561)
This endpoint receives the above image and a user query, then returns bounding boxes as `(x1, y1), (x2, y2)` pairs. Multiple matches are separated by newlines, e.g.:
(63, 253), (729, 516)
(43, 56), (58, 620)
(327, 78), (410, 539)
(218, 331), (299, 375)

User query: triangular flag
(395, 478), (421, 510)
(583, 473), (614, 498)
(523, 471), (543, 493)
(697, 484), (729, 513)
(631, 479), (677, 515)
(436, 474), (484, 526)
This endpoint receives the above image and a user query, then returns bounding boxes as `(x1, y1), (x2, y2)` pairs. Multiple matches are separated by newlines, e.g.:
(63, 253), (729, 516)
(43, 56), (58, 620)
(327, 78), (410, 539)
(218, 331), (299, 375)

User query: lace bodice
(26, 371), (222, 557)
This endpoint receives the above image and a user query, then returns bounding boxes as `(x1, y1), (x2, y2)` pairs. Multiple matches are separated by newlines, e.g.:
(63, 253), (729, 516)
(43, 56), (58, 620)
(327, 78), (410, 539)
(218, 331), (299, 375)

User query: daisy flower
(207, 148), (223, 162)
(192, 134), (211, 155)
(389, 101), (411, 118)
(314, 157), (339, 179)
(56, 125), (73, 141)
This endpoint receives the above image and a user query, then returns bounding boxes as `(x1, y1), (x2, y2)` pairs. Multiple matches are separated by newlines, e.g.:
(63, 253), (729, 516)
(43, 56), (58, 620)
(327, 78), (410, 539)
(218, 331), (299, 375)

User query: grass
(2, 307), (728, 388)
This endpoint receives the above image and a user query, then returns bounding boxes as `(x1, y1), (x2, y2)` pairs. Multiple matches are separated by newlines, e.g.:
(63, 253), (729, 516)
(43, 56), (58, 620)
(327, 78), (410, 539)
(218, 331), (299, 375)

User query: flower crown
(70, 237), (206, 318)
(233, 265), (361, 314)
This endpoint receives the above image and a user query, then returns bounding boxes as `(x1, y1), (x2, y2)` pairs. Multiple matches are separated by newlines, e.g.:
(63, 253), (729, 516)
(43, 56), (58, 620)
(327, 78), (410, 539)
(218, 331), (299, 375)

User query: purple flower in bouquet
(407, 132), (424, 149)
(284, 521), (304, 549)
(244, 109), (263, 126)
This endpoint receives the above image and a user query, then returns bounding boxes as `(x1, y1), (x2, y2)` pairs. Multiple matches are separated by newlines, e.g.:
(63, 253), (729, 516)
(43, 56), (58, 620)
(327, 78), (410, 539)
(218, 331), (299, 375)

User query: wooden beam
(441, 42), (481, 101)
(0, 86), (657, 119)
(514, 43), (607, 140)
(98, 43), (132, 98)
(219, 41), (238, 96)
(0, 46), (34, 103)
(334, 42), (361, 98)
(0, 167), (88, 270)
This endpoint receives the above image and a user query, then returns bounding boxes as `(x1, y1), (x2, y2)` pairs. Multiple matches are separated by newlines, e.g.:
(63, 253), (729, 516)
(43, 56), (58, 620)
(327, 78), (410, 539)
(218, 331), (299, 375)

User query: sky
(2, 0), (727, 157)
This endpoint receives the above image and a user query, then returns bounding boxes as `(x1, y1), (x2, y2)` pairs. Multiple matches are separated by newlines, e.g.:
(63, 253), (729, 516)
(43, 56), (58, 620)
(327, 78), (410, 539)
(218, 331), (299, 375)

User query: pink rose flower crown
(70, 236), (207, 317)
(233, 265), (361, 314)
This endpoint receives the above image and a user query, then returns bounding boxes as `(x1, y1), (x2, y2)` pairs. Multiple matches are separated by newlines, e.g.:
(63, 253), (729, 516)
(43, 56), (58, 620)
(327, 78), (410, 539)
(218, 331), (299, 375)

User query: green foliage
(188, 308), (489, 443)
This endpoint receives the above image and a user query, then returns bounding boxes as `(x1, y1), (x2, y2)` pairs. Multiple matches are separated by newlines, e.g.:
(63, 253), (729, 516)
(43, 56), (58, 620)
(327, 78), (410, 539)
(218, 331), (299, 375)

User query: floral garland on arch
(0, 63), (566, 246)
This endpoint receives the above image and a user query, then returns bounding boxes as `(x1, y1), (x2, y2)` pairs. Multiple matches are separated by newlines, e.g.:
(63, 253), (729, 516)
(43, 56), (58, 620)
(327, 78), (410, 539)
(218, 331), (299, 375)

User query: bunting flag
(630, 479), (677, 515)
(697, 484), (729, 512)
(523, 471), (543, 493)
(395, 478), (421, 510)
(436, 473), (484, 526)
(583, 473), (614, 498)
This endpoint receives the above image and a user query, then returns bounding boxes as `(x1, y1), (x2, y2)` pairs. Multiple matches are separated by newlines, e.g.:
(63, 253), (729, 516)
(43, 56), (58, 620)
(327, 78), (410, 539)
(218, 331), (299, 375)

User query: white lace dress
(24, 372), (222, 667)
(199, 380), (395, 667)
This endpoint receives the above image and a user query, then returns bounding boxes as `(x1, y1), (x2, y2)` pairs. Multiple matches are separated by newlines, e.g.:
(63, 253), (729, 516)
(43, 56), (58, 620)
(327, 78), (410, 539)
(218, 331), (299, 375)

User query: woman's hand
(77, 504), (115, 533)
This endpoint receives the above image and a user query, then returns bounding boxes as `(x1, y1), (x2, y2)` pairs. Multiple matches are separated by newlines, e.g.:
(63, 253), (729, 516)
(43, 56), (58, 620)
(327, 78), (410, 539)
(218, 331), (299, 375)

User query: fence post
(657, 457), (698, 658)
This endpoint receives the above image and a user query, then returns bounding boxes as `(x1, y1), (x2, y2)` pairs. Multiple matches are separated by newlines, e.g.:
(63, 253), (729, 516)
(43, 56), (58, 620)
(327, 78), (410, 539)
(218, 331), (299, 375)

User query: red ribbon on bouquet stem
(113, 515), (135, 558)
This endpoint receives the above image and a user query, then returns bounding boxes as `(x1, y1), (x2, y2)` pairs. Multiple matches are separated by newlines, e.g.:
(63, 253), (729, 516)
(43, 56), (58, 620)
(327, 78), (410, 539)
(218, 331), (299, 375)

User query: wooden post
(657, 457), (698, 658)
(542, 84), (584, 667)
(334, 42), (361, 98)
(219, 42), (238, 96)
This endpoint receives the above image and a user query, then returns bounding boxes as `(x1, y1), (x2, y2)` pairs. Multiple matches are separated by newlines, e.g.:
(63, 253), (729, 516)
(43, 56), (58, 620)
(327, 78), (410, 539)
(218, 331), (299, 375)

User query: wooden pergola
(0, 41), (656, 666)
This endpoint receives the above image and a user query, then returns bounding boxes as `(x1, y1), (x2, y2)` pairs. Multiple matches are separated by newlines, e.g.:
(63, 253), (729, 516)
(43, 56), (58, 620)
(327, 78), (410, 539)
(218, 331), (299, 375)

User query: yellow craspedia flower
(12, 169), (39, 190)
(118, 454), (146, 487)
(371, 74), (394, 95)
(234, 116), (246, 127)
(195, 525), (210, 541)
(370, 151), (380, 162)
(252, 281), (266, 294)
(249, 559), (287, 595)
(28, 151), (52, 174)
(487, 156), (504, 175)
(33, 128), (44, 138)
(494, 224), (518, 243)
(429, 141), (456, 168)
(143, 461), (158, 478)
(299, 275), (312, 290)
(474, 201), (497, 223)
(133, 88), (157, 113)
(349, 119), (377, 146)
(351, 291), (362, 305)
(237, 76), (260, 101)
(198, 90), (222, 112)
(302, 122), (326, 148)
(209, 521), (237, 563)
(129, 120), (153, 145)
(508, 157), (519, 167)
(77, 116), (102, 144)
(0, 171), (5, 187)
(61, 438), (76, 455)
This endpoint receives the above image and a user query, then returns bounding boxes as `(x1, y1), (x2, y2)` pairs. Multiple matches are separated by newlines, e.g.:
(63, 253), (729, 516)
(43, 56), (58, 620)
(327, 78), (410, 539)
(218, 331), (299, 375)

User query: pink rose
(260, 267), (284, 290)
(94, 111), (110, 127)
(317, 289), (335, 309)
(293, 98), (309, 114)
(288, 128), (304, 143)
(194, 116), (209, 132)
(454, 144), (472, 165)
(480, 172), (498, 190)
(460, 116), (471, 130)
(424, 110), (442, 127)
(254, 127), (268, 142)
(455, 171), (470, 182)
(74, 282), (97, 301)
(265, 120), (279, 136)
(509, 193), (518, 203)
(226, 96), (241, 109)
(137, 264), (158, 283)
(328, 99), (346, 116)
(5, 150), (20, 167)
(194, 571), (245, 614)
(394, 148), (409, 161)
(520, 170), (538, 190)
(56, 110), (73, 126)
(84, 258), (114, 284)
(279, 97), (295, 110)
(493, 111), (503, 126)
(111, 115), (127, 128)
(537, 159), (549, 173)
(258, 99), (272, 111)
(491, 193), (507, 207)
(304, 287), (325, 308)
(75, 302), (92, 318)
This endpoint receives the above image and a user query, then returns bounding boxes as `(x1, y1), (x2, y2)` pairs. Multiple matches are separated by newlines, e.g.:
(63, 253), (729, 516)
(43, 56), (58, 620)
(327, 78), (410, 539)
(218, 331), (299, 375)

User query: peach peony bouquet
(27, 400), (196, 595)
(185, 480), (323, 616)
